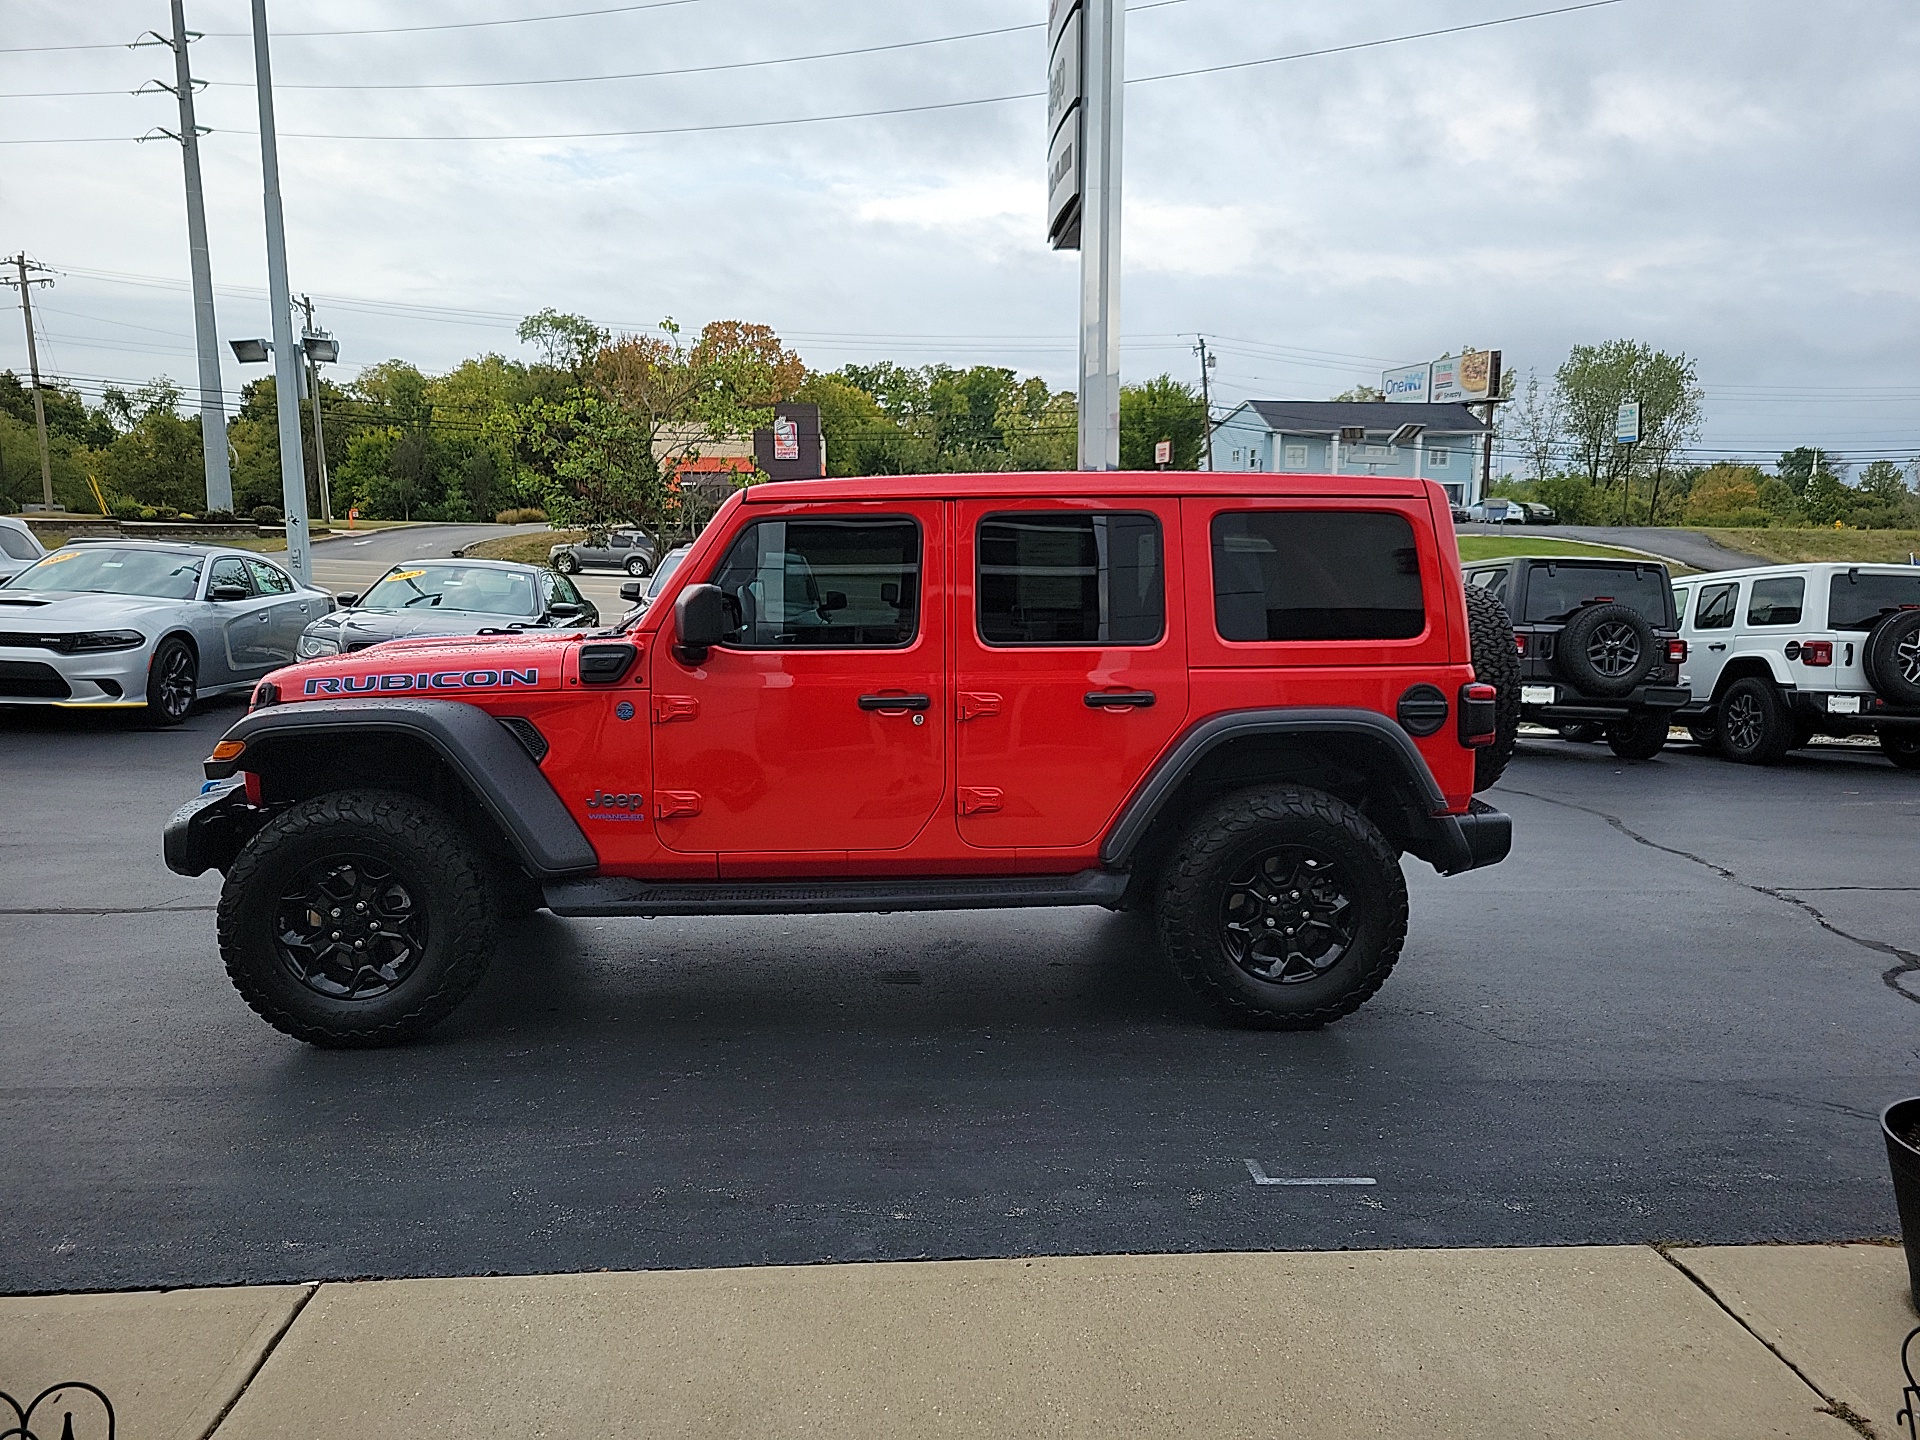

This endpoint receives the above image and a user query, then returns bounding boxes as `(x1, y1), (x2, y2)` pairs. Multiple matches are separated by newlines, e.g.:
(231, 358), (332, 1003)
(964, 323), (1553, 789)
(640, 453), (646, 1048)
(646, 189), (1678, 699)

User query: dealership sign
(1047, 0), (1083, 248)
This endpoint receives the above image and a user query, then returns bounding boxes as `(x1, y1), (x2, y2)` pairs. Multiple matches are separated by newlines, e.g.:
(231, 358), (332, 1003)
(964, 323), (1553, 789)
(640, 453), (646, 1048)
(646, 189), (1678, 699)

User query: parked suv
(1462, 556), (1689, 759)
(165, 472), (1513, 1047)
(551, 529), (656, 576)
(1671, 562), (1920, 767)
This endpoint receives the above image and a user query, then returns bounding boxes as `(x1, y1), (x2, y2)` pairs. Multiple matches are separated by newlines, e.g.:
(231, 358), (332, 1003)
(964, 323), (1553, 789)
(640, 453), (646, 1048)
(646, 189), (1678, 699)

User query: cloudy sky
(3, 0), (1917, 470)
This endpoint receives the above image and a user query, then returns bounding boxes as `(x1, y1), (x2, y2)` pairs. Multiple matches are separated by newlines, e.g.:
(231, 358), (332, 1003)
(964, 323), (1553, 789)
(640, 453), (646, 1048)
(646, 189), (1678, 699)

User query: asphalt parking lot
(3, 698), (1914, 1296)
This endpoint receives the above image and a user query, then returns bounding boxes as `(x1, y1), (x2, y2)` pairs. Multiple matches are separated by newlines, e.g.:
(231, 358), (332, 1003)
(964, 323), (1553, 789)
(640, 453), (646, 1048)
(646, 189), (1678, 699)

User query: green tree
(516, 309), (607, 373)
(1503, 369), (1564, 485)
(997, 377), (1076, 471)
(1801, 460), (1853, 526)
(1553, 340), (1703, 521)
(1775, 447), (1818, 496)
(1119, 375), (1206, 469)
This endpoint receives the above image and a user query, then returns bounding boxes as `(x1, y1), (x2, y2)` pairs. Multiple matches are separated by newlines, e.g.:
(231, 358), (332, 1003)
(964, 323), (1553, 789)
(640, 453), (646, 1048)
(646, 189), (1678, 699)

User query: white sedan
(0, 541), (329, 723)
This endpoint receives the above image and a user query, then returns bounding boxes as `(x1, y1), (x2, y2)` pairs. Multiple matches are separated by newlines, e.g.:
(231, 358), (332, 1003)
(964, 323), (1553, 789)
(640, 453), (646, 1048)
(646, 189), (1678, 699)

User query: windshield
(359, 564), (538, 617)
(1828, 571), (1920, 630)
(1524, 562), (1672, 625)
(645, 548), (689, 601)
(5, 547), (203, 599)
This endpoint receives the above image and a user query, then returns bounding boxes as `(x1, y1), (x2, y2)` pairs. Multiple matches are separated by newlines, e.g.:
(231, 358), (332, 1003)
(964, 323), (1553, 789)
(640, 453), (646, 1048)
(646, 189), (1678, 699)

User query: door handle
(1708, 643), (1727, 651)
(859, 693), (930, 711)
(1085, 690), (1156, 709)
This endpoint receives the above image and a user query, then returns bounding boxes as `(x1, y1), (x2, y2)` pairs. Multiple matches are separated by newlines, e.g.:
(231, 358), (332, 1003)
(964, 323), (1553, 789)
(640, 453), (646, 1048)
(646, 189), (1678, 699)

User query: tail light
(1459, 682), (1498, 748)
(1666, 639), (1687, 664)
(1802, 640), (1833, 666)
(1513, 632), (1528, 655)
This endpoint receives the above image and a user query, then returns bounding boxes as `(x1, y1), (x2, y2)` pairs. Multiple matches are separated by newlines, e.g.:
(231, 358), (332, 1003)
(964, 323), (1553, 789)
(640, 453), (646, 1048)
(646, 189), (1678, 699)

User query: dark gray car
(550, 529), (656, 577)
(296, 558), (598, 658)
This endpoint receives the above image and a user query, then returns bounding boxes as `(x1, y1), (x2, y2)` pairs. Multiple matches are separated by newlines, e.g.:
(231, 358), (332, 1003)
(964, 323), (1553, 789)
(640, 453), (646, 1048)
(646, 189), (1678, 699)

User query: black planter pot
(1883, 1097), (1920, 1305)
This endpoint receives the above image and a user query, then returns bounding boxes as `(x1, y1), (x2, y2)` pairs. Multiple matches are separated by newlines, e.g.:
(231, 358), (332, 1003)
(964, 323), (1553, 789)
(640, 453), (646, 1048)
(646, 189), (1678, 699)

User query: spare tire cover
(1864, 609), (1920, 707)
(1553, 602), (1657, 699)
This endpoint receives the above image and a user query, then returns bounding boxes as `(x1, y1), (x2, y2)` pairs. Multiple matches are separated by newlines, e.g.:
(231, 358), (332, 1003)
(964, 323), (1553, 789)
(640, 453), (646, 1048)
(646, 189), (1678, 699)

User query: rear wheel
(143, 635), (197, 726)
(1556, 722), (1605, 743)
(625, 555), (650, 577)
(1687, 719), (1721, 752)
(1156, 785), (1407, 1030)
(1463, 584), (1520, 790)
(1605, 711), (1670, 760)
(1718, 677), (1795, 765)
(218, 790), (498, 1047)
(1883, 731), (1920, 770)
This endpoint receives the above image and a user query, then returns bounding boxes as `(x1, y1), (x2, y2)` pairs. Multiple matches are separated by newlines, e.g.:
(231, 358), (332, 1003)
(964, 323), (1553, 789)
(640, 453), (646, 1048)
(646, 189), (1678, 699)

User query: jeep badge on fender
(166, 469), (1513, 1048)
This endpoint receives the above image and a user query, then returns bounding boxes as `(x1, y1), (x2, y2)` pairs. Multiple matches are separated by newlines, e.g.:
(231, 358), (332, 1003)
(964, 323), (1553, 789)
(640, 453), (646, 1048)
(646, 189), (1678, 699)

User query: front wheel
(625, 555), (651, 577)
(1155, 786), (1408, 1030)
(144, 635), (197, 726)
(1718, 677), (1795, 765)
(1605, 711), (1670, 760)
(218, 790), (499, 1047)
(1883, 731), (1920, 770)
(553, 551), (580, 574)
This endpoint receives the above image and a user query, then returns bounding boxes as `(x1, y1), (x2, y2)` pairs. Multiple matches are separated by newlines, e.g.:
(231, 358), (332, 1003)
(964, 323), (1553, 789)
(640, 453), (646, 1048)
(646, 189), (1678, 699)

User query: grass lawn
(1687, 528), (1920, 565)
(459, 530), (582, 565)
(1457, 535), (1668, 564)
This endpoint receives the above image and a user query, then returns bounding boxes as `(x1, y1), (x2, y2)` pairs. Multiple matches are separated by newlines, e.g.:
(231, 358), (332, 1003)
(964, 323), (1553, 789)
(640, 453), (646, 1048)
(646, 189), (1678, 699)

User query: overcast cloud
(3, 0), (1918, 467)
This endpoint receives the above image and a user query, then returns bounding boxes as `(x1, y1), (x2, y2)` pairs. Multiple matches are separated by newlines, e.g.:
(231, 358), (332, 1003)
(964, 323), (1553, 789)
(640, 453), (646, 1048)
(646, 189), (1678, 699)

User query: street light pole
(1076, 0), (1124, 471)
(249, 0), (311, 581)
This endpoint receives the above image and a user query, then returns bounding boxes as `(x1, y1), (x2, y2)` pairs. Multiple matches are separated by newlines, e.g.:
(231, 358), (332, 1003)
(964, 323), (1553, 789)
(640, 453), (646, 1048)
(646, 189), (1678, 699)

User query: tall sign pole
(141, 4), (234, 514)
(1046, 0), (1123, 471)
(250, 0), (311, 581)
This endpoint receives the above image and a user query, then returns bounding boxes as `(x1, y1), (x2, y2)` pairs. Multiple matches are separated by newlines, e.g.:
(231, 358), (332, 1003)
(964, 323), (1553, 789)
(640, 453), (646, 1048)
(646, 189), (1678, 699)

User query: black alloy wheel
(625, 555), (651, 577)
(274, 854), (428, 1001)
(1718, 676), (1793, 765)
(1687, 719), (1720, 751)
(1556, 722), (1605, 743)
(1584, 621), (1644, 682)
(1220, 847), (1357, 986)
(1883, 731), (1920, 770)
(144, 635), (197, 725)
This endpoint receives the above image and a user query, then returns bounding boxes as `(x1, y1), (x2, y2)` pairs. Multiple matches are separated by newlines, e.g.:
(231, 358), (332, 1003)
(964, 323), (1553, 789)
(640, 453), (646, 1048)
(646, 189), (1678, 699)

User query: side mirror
(209, 582), (250, 602)
(619, 581), (645, 602)
(549, 601), (583, 617)
(821, 591), (848, 612)
(674, 583), (732, 664)
(335, 592), (358, 607)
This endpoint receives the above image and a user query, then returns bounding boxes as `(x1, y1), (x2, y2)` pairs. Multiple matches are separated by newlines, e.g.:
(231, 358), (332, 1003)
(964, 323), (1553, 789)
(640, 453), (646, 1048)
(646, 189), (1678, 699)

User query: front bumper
(163, 780), (266, 876)
(1520, 683), (1689, 722)
(0, 644), (152, 707)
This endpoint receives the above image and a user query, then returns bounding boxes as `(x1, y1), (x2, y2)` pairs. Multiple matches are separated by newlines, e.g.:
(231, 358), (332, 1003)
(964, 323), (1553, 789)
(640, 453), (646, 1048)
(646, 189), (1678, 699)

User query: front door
(652, 504), (946, 858)
(952, 498), (1188, 850)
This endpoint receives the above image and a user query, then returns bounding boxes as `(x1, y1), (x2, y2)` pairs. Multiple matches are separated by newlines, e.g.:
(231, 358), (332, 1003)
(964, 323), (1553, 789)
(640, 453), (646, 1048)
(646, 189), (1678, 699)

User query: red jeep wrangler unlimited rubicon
(165, 473), (1517, 1047)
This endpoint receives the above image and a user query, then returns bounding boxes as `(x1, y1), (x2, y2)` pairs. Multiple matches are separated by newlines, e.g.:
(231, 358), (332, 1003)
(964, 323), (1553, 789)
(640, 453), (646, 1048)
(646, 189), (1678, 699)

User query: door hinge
(656, 791), (702, 818)
(653, 694), (699, 723)
(957, 786), (1003, 816)
(956, 691), (1001, 721)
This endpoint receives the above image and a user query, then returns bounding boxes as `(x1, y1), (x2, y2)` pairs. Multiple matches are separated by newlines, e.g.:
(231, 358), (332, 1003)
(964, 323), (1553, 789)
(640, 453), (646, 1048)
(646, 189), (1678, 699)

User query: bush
(495, 507), (548, 525)
(110, 498), (144, 520)
(197, 509), (237, 524)
(250, 504), (283, 525)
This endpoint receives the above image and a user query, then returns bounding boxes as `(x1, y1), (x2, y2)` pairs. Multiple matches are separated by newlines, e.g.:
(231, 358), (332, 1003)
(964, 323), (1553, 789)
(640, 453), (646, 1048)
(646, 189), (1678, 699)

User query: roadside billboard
(1382, 363), (1431, 404)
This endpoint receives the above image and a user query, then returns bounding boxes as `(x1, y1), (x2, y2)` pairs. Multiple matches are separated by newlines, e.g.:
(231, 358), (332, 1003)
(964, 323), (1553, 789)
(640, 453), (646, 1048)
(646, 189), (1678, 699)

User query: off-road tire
(1464, 584), (1520, 791)
(1553, 602), (1657, 699)
(553, 551), (581, 574)
(1155, 785), (1408, 1030)
(1882, 731), (1920, 770)
(1605, 710), (1669, 760)
(143, 634), (197, 726)
(1864, 609), (1920, 708)
(1687, 719), (1721, 752)
(218, 790), (498, 1047)
(1556, 722), (1605, 743)
(1718, 676), (1795, 765)
(625, 555), (651, 577)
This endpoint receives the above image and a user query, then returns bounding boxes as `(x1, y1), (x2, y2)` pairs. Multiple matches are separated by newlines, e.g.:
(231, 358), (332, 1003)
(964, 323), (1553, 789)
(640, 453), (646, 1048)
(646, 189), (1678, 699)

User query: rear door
(204, 554), (278, 680)
(651, 503), (946, 860)
(952, 498), (1188, 850)
(244, 557), (316, 666)
(1684, 577), (1742, 698)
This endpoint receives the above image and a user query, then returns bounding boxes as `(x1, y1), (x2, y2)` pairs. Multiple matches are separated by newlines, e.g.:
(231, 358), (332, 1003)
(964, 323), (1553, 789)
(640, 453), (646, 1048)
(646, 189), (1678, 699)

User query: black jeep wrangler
(1462, 556), (1689, 759)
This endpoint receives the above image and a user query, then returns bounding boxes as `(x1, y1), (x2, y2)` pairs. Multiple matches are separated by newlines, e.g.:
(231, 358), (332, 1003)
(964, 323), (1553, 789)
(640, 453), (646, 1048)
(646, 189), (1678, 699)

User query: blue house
(1208, 400), (1492, 506)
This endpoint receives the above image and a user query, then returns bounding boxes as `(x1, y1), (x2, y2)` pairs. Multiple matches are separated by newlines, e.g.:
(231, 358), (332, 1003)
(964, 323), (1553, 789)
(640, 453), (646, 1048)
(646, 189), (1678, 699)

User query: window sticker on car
(387, 569), (427, 582)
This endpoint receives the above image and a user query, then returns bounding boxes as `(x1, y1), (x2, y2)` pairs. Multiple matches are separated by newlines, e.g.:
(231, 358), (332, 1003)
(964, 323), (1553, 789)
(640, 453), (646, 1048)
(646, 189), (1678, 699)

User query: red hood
(267, 629), (582, 703)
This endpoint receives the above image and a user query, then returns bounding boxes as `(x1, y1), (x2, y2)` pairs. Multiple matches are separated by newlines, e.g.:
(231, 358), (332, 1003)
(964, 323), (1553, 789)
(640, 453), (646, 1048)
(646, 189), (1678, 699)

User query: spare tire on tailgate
(1553, 602), (1656, 699)
(1464, 583), (1520, 791)
(1863, 609), (1920, 707)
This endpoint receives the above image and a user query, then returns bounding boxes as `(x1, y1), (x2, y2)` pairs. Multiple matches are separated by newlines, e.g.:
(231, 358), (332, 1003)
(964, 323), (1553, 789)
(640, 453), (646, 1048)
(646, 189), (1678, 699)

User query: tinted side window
(1746, 576), (1804, 627)
(208, 556), (253, 595)
(978, 512), (1163, 646)
(1695, 582), (1738, 630)
(1212, 511), (1423, 642)
(711, 517), (919, 649)
(1672, 587), (1690, 622)
(0, 527), (38, 561)
(1467, 568), (1511, 604)
(1828, 572), (1920, 630)
(245, 558), (295, 595)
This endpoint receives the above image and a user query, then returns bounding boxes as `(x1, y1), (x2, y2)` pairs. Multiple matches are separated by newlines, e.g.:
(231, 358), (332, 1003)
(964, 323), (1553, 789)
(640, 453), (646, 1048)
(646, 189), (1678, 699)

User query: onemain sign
(1047, 0), (1083, 249)
(1382, 363), (1430, 403)
(1384, 349), (1502, 404)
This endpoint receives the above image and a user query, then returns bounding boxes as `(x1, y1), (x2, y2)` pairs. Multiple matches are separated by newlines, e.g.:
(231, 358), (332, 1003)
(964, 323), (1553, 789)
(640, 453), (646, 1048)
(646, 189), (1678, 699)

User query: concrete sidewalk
(3, 1244), (1913, 1440)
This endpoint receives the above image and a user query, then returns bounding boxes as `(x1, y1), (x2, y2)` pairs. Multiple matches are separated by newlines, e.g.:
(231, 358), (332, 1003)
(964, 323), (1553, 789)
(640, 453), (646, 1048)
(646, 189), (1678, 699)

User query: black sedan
(296, 559), (599, 658)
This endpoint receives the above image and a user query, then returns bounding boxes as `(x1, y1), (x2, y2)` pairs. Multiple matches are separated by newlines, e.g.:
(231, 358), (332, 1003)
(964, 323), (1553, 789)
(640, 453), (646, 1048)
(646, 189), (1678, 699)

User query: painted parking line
(1243, 1159), (1376, 1187)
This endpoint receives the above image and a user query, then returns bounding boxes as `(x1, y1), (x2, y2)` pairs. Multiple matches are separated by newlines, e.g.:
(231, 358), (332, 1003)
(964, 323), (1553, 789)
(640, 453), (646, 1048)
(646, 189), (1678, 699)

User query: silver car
(0, 541), (329, 723)
(0, 517), (47, 584)
(295, 558), (599, 658)
(551, 528), (656, 577)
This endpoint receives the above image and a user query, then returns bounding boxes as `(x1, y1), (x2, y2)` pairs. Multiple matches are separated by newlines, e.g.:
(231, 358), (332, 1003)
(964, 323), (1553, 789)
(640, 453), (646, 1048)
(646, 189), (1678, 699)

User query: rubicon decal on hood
(302, 667), (541, 695)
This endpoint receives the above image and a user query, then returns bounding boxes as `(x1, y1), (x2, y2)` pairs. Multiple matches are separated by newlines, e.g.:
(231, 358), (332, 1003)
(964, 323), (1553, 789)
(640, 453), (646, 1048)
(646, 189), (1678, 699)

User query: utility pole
(250, 0), (311, 582)
(297, 293), (333, 526)
(1193, 335), (1216, 470)
(138, 1), (233, 514)
(4, 255), (56, 510)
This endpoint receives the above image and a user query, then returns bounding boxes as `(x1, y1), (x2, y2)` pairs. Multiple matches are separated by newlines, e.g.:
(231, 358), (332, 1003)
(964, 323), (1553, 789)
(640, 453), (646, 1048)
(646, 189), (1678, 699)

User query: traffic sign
(1154, 439), (1172, 467)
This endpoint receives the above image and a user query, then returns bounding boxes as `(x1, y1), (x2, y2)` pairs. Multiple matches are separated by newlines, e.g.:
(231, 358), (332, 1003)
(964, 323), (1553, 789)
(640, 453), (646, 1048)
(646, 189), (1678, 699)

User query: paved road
(1, 714), (1914, 1293)
(1458, 524), (1763, 572)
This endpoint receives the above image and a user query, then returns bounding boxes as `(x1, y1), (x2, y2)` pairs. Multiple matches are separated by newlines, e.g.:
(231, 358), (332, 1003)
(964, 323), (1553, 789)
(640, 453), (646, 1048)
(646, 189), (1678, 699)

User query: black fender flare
(1100, 707), (1510, 877)
(195, 697), (597, 879)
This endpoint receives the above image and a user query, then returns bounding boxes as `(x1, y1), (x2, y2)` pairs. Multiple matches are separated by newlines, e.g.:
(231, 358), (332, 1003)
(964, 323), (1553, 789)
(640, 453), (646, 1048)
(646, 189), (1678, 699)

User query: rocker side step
(542, 869), (1130, 918)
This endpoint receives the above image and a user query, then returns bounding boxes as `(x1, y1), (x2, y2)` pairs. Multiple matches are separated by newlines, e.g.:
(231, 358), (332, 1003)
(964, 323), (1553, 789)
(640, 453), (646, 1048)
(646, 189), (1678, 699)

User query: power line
(0, 1), (1630, 144)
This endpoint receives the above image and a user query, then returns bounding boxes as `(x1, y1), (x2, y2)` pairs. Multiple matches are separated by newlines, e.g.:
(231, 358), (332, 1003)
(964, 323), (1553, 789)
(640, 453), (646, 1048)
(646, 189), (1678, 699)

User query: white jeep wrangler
(1671, 562), (1920, 767)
